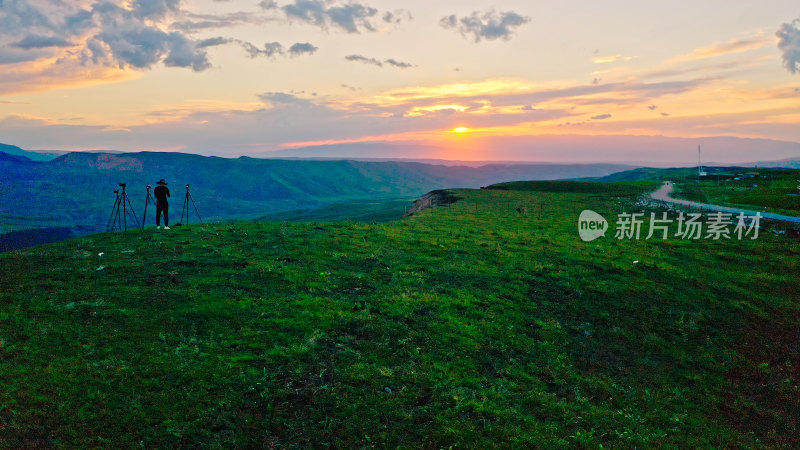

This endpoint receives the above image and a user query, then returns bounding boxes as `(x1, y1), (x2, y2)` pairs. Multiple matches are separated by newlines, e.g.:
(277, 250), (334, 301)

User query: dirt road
(650, 181), (800, 224)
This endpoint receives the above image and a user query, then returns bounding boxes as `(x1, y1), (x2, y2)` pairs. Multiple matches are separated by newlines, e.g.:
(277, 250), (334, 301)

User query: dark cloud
(384, 58), (413, 68)
(0, 0), (55, 34)
(130, 0), (180, 20)
(11, 35), (73, 49)
(440, 10), (530, 42)
(86, 3), (213, 72)
(345, 55), (413, 68)
(240, 41), (319, 59)
(87, 27), (159, 69)
(0, 0), (217, 72)
(648, 105), (657, 110)
(161, 33), (212, 71)
(63, 9), (94, 35)
(776, 19), (800, 74)
(171, 20), (224, 32)
(258, 92), (311, 105)
(171, 12), (268, 32)
(288, 42), (318, 56)
(242, 41), (284, 58)
(196, 37), (233, 48)
(382, 10), (411, 24)
(383, 11), (397, 23)
(591, 114), (612, 120)
(345, 54), (382, 67)
(273, 0), (386, 33)
(440, 15), (457, 28)
(0, 47), (49, 64)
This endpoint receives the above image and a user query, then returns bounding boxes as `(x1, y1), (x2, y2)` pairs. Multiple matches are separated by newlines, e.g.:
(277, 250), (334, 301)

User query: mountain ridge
(249, 135), (800, 165)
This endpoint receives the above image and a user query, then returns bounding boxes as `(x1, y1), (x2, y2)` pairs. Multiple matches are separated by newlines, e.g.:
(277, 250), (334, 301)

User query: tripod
(141, 185), (155, 229)
(180, 184), (203, 226)
(106, 183), (140, 232)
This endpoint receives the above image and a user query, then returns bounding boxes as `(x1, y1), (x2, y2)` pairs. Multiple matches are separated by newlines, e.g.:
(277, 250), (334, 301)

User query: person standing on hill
(154, 179), (171, 230)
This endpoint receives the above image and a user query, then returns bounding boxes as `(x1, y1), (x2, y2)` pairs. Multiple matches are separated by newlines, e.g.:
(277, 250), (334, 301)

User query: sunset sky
(1, 0), (799, 162)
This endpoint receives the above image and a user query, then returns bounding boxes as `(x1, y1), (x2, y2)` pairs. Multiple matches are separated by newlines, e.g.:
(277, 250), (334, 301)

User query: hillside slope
(0, 143), (53, 162)
(1, 182), (798, 447)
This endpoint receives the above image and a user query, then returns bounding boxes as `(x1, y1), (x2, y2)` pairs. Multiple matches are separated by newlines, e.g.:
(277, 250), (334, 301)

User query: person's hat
(157, 179), (167, 185)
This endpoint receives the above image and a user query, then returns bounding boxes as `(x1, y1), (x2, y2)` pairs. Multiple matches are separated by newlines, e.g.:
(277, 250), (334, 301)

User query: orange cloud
(592, 55), (636, 64)
(373, 78), (544, 105)
(405, 104), (470, 116)
(666, 34), (769, 64)
(0, 58), (139, 96)
(142, 100), (265, 125)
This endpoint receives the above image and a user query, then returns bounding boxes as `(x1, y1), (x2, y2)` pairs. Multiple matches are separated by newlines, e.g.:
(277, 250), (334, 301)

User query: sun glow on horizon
(450, 127), (471, 133)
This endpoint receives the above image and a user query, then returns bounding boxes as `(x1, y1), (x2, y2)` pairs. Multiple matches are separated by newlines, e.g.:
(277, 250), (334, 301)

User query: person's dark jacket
(154, 185), (170, 205)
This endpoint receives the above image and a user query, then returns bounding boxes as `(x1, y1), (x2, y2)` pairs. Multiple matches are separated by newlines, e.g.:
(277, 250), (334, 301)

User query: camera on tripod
(107, 182), (139, 232)
(107, 180), (203, 231)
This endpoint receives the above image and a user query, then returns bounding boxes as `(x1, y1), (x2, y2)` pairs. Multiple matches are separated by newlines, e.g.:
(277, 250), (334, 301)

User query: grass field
(257, 198), (414, 223)
(1, 181), (799, 447)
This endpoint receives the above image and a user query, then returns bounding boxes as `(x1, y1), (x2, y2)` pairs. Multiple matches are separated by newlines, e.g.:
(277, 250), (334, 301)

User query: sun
(450, 127), (470, 133)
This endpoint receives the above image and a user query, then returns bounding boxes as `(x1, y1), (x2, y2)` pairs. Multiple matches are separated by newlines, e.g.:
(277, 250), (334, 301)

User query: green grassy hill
(257, 198), (414, 223)
(590, 166), (701, 182)
(1, 182), (798, 447)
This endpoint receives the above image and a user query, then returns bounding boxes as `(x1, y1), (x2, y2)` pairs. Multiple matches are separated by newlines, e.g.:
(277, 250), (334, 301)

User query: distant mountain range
(0, 143), (126, 161)
(15, 134), (800, 166)
(0, 143), (54, 161)
(251, 135), (800, 166)
(0, 143), (634, 249)
(747, 158), (800, 169)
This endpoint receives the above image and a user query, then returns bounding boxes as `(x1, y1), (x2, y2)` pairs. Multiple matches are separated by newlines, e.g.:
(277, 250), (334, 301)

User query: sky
(1, 0), (799, 163)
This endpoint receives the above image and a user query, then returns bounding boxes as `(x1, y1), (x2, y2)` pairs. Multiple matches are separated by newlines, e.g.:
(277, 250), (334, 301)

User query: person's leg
(156, 204), (163, 226)
(164, 205), (169, 227)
